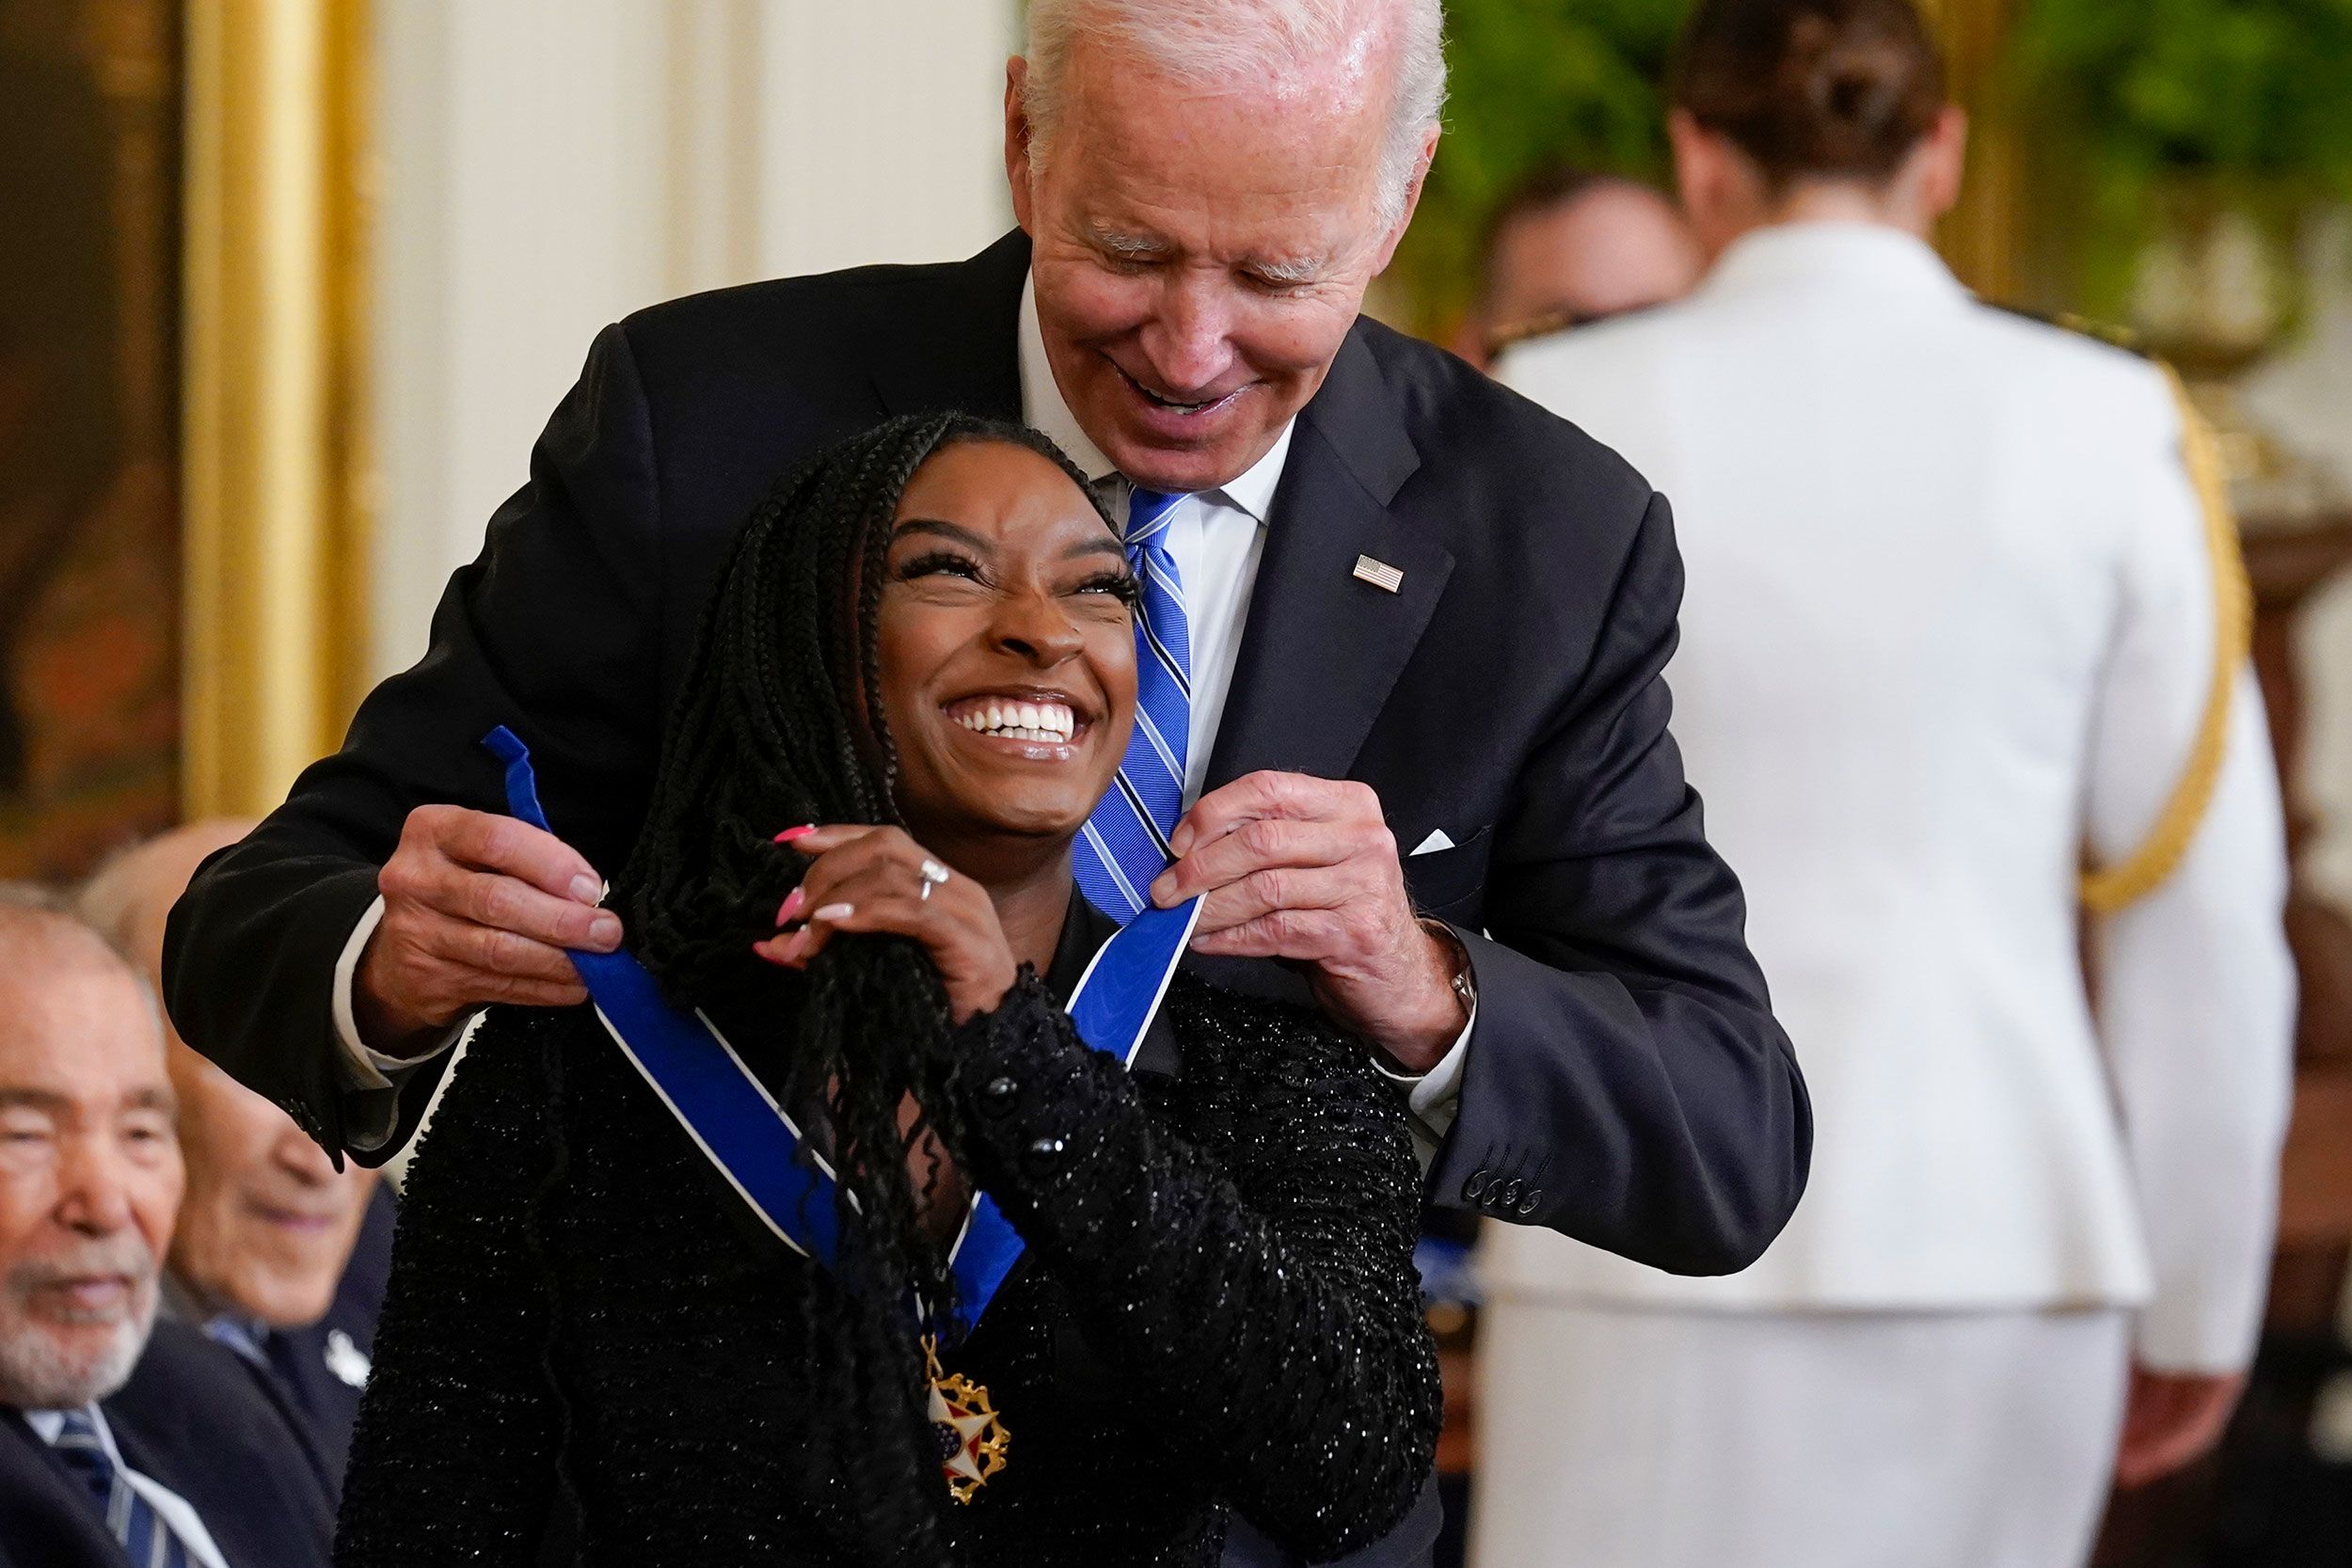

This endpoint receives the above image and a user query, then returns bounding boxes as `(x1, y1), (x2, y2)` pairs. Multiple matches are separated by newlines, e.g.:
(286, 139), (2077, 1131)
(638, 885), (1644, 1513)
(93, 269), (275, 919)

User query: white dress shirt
(1488, 222), (2295, 1370)
(27, 1404), (234, 1568)
(331, 270), (1469, 1148)
(1015, 274), (1290, 808)
(1015, 276), (1470, 1133)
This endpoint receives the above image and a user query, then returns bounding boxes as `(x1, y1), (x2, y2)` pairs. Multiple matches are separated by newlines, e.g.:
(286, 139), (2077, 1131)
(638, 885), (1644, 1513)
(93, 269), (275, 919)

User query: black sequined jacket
(335, 965), (1440, 1567)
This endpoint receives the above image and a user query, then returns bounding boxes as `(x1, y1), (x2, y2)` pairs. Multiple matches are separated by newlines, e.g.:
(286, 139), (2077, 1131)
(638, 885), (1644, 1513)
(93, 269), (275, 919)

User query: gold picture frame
(1919, 0), (2023, 302)
(182, 0), (373, 819)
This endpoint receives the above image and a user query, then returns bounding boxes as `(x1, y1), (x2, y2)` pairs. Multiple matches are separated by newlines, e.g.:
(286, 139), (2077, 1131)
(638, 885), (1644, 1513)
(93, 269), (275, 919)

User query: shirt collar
(25, 1403), (107, 1449)
(1018, 272), (1295, 527)
(1699, 220), (1969, 309)
(160, 1273), (266, 1364)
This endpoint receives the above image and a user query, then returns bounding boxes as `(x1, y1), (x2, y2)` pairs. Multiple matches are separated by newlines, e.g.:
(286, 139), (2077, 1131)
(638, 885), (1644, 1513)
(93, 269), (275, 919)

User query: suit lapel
(869, 229), (1030, 424)
(230, 1334), (342, 1499)
(105, 1363), (333, 1567)
(1206, 328), (1452, 789)
(0, 1410), (128, 1566)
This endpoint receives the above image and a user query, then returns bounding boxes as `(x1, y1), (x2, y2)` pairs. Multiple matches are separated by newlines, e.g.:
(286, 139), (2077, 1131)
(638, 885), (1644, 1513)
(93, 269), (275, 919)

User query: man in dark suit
(79, 825), (391, 1496)
(0, 894), (333, 1568)
(150, 1162), (392, 1504)
(244, 1180), (390, 1488)
(166, 2), (1810, 1561)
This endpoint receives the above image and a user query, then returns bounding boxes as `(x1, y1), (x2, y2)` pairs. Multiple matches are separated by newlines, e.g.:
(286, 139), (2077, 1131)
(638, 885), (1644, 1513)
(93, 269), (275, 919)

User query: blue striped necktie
(1074, 486), (1192, 922)
(51, 1409), (193, 1568)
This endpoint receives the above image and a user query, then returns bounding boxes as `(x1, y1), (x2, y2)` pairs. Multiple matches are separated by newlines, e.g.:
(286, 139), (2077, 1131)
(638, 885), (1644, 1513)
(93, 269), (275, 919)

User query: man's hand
(353, 805), (621, 1057)
(2114, 1366), (2247, 1489)
(1149, 771), (1466, 1072)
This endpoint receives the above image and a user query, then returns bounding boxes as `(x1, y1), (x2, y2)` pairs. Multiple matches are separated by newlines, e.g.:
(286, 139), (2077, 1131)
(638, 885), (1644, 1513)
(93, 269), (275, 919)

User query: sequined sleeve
(335, 1010), (565, 1566)
(944, 974), (1441, 1561)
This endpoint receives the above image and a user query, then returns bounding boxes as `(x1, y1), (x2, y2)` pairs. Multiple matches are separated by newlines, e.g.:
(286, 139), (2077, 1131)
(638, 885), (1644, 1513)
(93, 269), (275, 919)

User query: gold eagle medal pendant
(925, 1335), (1009, 1503)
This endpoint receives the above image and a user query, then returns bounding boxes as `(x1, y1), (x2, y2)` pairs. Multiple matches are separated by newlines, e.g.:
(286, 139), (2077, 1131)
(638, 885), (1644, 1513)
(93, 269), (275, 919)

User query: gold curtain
(181, 0), (373, 819)
(1920, 0), (2022, 301)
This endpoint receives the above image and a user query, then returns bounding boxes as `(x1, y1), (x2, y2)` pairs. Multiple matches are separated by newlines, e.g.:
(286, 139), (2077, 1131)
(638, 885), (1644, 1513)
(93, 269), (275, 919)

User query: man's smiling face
(0, 920), (182, 1412)
(1007, 31), (1423, 493)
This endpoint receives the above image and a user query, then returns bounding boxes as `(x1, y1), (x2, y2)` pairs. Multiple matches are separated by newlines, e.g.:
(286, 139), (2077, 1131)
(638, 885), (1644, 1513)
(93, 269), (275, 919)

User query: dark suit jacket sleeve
(161, 323), (668, 1165)
(1436, 492), (1812, 1275)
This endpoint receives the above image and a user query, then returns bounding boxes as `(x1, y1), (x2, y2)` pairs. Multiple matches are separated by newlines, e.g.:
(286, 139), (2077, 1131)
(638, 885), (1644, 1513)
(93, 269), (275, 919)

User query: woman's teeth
(953, 700), (1076, 743)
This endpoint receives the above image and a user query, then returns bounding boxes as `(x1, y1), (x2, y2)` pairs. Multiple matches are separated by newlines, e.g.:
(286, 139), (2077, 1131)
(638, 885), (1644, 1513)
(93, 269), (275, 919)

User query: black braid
(607, 412), (1105, 1563)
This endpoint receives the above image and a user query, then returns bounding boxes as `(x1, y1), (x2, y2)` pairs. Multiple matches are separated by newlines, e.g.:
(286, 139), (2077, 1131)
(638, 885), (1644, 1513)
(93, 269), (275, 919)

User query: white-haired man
(78, 824), (392, 1496)
(0, 893), (332, 1568)
(167, 6), (1811, 1561)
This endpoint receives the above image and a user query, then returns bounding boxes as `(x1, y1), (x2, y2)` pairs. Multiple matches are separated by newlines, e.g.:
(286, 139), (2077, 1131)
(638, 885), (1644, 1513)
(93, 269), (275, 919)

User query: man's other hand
(353, 804), (620, 1056)
(2113, 1366), (2248, 1489)
(1151, 771), (1466, 1073)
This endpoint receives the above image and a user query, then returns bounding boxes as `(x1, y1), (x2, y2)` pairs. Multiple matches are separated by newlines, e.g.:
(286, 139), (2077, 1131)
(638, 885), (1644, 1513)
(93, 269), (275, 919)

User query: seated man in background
(0, 890), (333, 1568)
(78, 824), (390, 1495)
(1451, 166), (1703, 369)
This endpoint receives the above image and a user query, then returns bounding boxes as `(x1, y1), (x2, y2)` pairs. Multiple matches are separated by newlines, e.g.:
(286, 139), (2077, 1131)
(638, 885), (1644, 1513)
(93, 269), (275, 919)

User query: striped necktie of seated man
(1074, 486), (1192, 923)
(51, 1409), (194, 1568)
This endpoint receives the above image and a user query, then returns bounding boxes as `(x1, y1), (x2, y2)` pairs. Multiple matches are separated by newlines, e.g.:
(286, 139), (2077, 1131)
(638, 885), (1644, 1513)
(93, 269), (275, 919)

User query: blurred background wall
(369, 0), (1015, 684)
(2249, 237), (2352, 910)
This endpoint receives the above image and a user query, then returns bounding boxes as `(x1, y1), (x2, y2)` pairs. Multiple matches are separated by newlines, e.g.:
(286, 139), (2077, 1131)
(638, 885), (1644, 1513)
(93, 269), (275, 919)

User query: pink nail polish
(773, 825), (817, 844)
(776, 888), (805, 927)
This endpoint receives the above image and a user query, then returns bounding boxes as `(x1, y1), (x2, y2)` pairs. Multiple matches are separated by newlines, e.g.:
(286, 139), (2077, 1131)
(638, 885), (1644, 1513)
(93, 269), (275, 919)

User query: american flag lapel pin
(1352, 555), (1405, 594)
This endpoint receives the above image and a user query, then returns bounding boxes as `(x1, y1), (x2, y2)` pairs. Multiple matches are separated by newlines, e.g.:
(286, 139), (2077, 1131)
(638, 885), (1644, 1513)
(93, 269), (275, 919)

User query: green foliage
(1391, 0), (1693, 335)
(2006, 0), (2352, 311)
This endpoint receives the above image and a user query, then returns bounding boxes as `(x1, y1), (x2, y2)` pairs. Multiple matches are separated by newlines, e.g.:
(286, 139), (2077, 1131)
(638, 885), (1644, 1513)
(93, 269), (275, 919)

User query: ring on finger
(918, 858), (950, 902)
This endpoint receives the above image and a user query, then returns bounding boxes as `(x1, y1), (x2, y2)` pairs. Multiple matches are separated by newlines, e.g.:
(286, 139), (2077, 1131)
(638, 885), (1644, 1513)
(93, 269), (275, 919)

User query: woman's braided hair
(605, 410), (1105, 1560)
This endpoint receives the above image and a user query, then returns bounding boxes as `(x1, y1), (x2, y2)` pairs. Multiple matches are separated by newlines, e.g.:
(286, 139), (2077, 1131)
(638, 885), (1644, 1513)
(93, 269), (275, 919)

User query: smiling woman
(335, 412), (1440, 1568)
(877, 439), (1137, 847)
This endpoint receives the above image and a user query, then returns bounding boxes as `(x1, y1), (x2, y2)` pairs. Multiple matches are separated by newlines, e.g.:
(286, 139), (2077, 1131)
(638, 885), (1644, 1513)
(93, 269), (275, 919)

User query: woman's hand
(753, 825), (1016, 1024)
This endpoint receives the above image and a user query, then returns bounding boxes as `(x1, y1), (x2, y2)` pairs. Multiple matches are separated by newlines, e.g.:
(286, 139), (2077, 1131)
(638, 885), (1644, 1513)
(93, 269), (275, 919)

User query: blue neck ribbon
(482, 726), (1200, 1336)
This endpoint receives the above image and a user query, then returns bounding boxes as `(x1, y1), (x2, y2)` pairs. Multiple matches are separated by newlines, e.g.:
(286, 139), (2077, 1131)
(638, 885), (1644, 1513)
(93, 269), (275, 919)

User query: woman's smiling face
(876, 438), (1137, 859)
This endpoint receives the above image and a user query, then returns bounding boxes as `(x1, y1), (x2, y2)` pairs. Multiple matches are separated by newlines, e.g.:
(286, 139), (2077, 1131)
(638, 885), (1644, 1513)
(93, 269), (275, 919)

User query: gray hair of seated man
(1022, 0), (1448, 226)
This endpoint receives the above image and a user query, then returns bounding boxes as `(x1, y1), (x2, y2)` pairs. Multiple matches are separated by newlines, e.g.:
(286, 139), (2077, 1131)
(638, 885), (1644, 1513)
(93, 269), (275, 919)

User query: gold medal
(925, 1335), (1009, 1503)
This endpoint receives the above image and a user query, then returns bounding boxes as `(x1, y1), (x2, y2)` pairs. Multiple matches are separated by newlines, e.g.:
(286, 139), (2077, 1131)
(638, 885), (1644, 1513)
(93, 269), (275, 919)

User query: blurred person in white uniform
(1480, 1), (2296, 1564)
